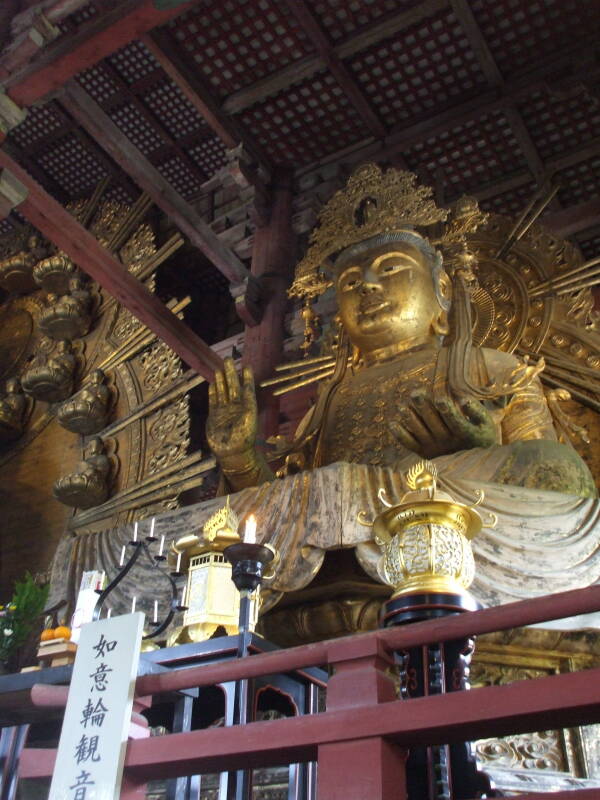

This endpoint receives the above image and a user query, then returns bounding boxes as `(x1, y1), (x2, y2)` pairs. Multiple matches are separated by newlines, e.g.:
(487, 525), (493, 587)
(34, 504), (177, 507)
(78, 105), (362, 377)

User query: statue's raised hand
(389, 390), (497, 460)
(207, 358), (257, 464)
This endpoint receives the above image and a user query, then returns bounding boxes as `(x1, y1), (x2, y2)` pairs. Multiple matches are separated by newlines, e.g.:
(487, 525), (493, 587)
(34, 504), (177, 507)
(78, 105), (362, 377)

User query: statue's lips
(359, 299), (391, 316)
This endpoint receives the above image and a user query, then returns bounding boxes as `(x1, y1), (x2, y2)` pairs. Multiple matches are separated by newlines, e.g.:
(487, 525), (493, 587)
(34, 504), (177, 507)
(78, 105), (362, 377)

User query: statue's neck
(362, 334), (441, 367)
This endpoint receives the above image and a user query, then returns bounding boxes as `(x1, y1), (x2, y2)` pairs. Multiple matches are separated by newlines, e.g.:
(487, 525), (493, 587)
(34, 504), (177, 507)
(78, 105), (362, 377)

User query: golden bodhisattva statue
(21, 339), (77, 403)
(207, 165), (595, 499)
(0, 377), (27, 443)
(53, 436), (110, 509)
(57, 369), (111, 435)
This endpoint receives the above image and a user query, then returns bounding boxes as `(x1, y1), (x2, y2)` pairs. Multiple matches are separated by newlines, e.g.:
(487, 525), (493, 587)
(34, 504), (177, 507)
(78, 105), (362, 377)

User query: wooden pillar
(242, 168), (295, 438)
(317, 640), (408, 799)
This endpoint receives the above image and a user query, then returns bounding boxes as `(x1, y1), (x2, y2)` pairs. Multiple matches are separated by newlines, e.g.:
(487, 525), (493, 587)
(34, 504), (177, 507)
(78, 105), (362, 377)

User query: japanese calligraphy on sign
(48, 613), (144, 800)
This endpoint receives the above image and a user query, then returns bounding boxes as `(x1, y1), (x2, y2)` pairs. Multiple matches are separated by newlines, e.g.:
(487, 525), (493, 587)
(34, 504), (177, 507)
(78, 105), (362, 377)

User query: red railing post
(317, 637), (408, 799)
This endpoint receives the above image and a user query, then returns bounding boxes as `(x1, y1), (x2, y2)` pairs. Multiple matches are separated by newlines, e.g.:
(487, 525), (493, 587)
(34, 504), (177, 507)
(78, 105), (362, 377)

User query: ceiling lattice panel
(10, 103), (64, 150)
(404, 110), (529, 196)
(305, 0), (418, 42)
(163, 0), (313, 99)
(36, 134), (108, 198)
(578, 232), (600, 261)
(479, 182), (537, 217)
(76, 41), (229, 187)
(239, 69), (364, 165)
(554, 156), (600, 207)
(469, 0), (600, 79)
(517, 88), (600, 162)
(348, 6), (487, 127)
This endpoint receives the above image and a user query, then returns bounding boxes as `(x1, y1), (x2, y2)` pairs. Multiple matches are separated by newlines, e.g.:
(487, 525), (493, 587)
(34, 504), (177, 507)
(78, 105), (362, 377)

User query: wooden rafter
(222, 0), (447, 115)
(2, 0), (197, 106)
(60, 80), (250, 286)
(284, 0), (386, 139)
(0, 149), (224, 381)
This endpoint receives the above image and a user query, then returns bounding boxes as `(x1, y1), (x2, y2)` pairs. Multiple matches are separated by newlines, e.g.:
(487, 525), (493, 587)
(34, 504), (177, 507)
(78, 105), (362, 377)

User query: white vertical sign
(49, 612), (144, 800)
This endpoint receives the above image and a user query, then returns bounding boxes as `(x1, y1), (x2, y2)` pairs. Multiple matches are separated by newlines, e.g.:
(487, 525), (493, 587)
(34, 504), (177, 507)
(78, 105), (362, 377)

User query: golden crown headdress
(289, 163), (449, 300)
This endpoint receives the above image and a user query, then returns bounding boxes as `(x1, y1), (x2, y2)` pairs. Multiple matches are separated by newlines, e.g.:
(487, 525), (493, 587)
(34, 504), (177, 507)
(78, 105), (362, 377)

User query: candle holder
(223, 542), (276, 593)
(93, 517), (186, 640)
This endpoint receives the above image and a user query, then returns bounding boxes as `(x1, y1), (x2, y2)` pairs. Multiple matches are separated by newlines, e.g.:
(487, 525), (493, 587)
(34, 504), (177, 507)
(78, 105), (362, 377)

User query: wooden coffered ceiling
(0, 0), (599, 263)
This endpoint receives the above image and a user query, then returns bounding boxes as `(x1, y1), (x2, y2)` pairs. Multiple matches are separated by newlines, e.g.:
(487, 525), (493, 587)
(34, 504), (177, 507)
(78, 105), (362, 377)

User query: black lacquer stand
(382, 591), (499, 800)
(224, 542), (275, 800)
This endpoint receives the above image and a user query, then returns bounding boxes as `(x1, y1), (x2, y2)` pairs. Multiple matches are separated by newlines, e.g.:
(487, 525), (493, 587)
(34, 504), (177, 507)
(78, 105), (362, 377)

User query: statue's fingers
(389, 419), (420, 453)
(416, 396), (452, 442)
(399, 404), (437, 453)
(460, 398), (488, 426)
(434, 395), (470, 437)
(208, 381), (218, 410)
(215, 369), (228, 405)
(242, 366), (256, 410)
(224, 357), (240, 402)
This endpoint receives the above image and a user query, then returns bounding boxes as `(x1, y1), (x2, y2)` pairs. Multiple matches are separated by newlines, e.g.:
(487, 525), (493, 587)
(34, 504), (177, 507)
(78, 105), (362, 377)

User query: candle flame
(244, 514), (257, 544)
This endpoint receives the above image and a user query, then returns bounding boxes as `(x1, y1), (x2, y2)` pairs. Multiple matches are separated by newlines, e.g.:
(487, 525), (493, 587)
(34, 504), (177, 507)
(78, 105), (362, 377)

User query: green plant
(0, 573), (48, 668)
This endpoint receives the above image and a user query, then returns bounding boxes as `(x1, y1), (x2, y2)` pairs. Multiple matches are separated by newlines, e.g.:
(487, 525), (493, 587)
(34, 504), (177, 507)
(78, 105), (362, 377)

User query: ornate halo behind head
(289, 163), (448, 300)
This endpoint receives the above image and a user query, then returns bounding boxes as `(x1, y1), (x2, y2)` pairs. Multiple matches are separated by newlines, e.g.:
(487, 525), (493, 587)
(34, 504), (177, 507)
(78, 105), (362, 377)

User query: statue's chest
(322, 363), (434, 466)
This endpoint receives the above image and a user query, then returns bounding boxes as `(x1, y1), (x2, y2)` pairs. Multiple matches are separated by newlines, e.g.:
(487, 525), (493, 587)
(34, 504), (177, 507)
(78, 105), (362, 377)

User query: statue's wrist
(220, 449), (261, 476)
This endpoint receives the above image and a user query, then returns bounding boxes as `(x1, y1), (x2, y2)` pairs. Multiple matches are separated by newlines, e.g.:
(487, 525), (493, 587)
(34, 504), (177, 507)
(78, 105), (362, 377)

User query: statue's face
(335, 240), (444, 355)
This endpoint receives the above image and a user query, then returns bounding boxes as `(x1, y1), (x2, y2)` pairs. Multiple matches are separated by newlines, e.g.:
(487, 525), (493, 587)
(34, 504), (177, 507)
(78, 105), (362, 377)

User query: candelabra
(93, 519), (187, 640)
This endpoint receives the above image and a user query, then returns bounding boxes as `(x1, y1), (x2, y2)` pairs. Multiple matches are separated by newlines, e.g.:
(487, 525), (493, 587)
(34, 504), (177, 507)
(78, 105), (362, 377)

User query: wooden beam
(3, 0), (197, 106)
(542, 198), (600, 239)
(222, 0), (447, 115)
(0, 150), (223, 381)
(284, 0), (386, 139)
(60, 80), (250, 286)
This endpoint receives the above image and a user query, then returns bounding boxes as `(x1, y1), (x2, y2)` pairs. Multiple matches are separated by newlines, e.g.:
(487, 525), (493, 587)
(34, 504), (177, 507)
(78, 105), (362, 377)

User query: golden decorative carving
(290, 163), (447, 299)
(33, 252), (77, 294)
(53, 436), (112, 509)
(0, 232), (49, 294)
(38, 280), (92, 341)
(21, 339), (77, 402)
(0, 377), (28, 443)
(57, 369), (112, 435)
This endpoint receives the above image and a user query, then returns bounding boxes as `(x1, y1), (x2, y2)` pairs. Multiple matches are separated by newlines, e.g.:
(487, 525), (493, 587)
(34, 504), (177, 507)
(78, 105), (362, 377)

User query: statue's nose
(360, 265), (381, 292)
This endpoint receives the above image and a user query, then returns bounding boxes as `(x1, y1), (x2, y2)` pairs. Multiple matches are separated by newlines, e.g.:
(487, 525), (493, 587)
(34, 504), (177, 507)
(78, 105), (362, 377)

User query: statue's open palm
(207, 358), (257, 460)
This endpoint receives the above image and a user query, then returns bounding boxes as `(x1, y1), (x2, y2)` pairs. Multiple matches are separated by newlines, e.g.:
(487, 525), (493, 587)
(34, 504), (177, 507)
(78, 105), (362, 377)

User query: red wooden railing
(11, 584), (600, 799)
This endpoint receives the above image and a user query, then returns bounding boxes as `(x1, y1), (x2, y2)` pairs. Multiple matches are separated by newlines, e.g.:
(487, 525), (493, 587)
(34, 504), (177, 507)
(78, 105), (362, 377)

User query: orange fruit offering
(54, 626), (71, 641)
(40, 628), (55, 641)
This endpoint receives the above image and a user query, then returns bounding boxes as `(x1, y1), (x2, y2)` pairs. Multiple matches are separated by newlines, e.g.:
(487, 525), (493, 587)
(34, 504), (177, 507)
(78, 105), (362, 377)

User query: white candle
(131, 596), (136, 613)
(153, 600), (158, 623)
(244, 514), (257, 544)
(107, 608), (112, 619)
(158, 534), (165, 556)
(176, 551), (182, 572)
(149, 517), (155, 538)
(119, 545), (126, 566)
(133, 521), (138, 542)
